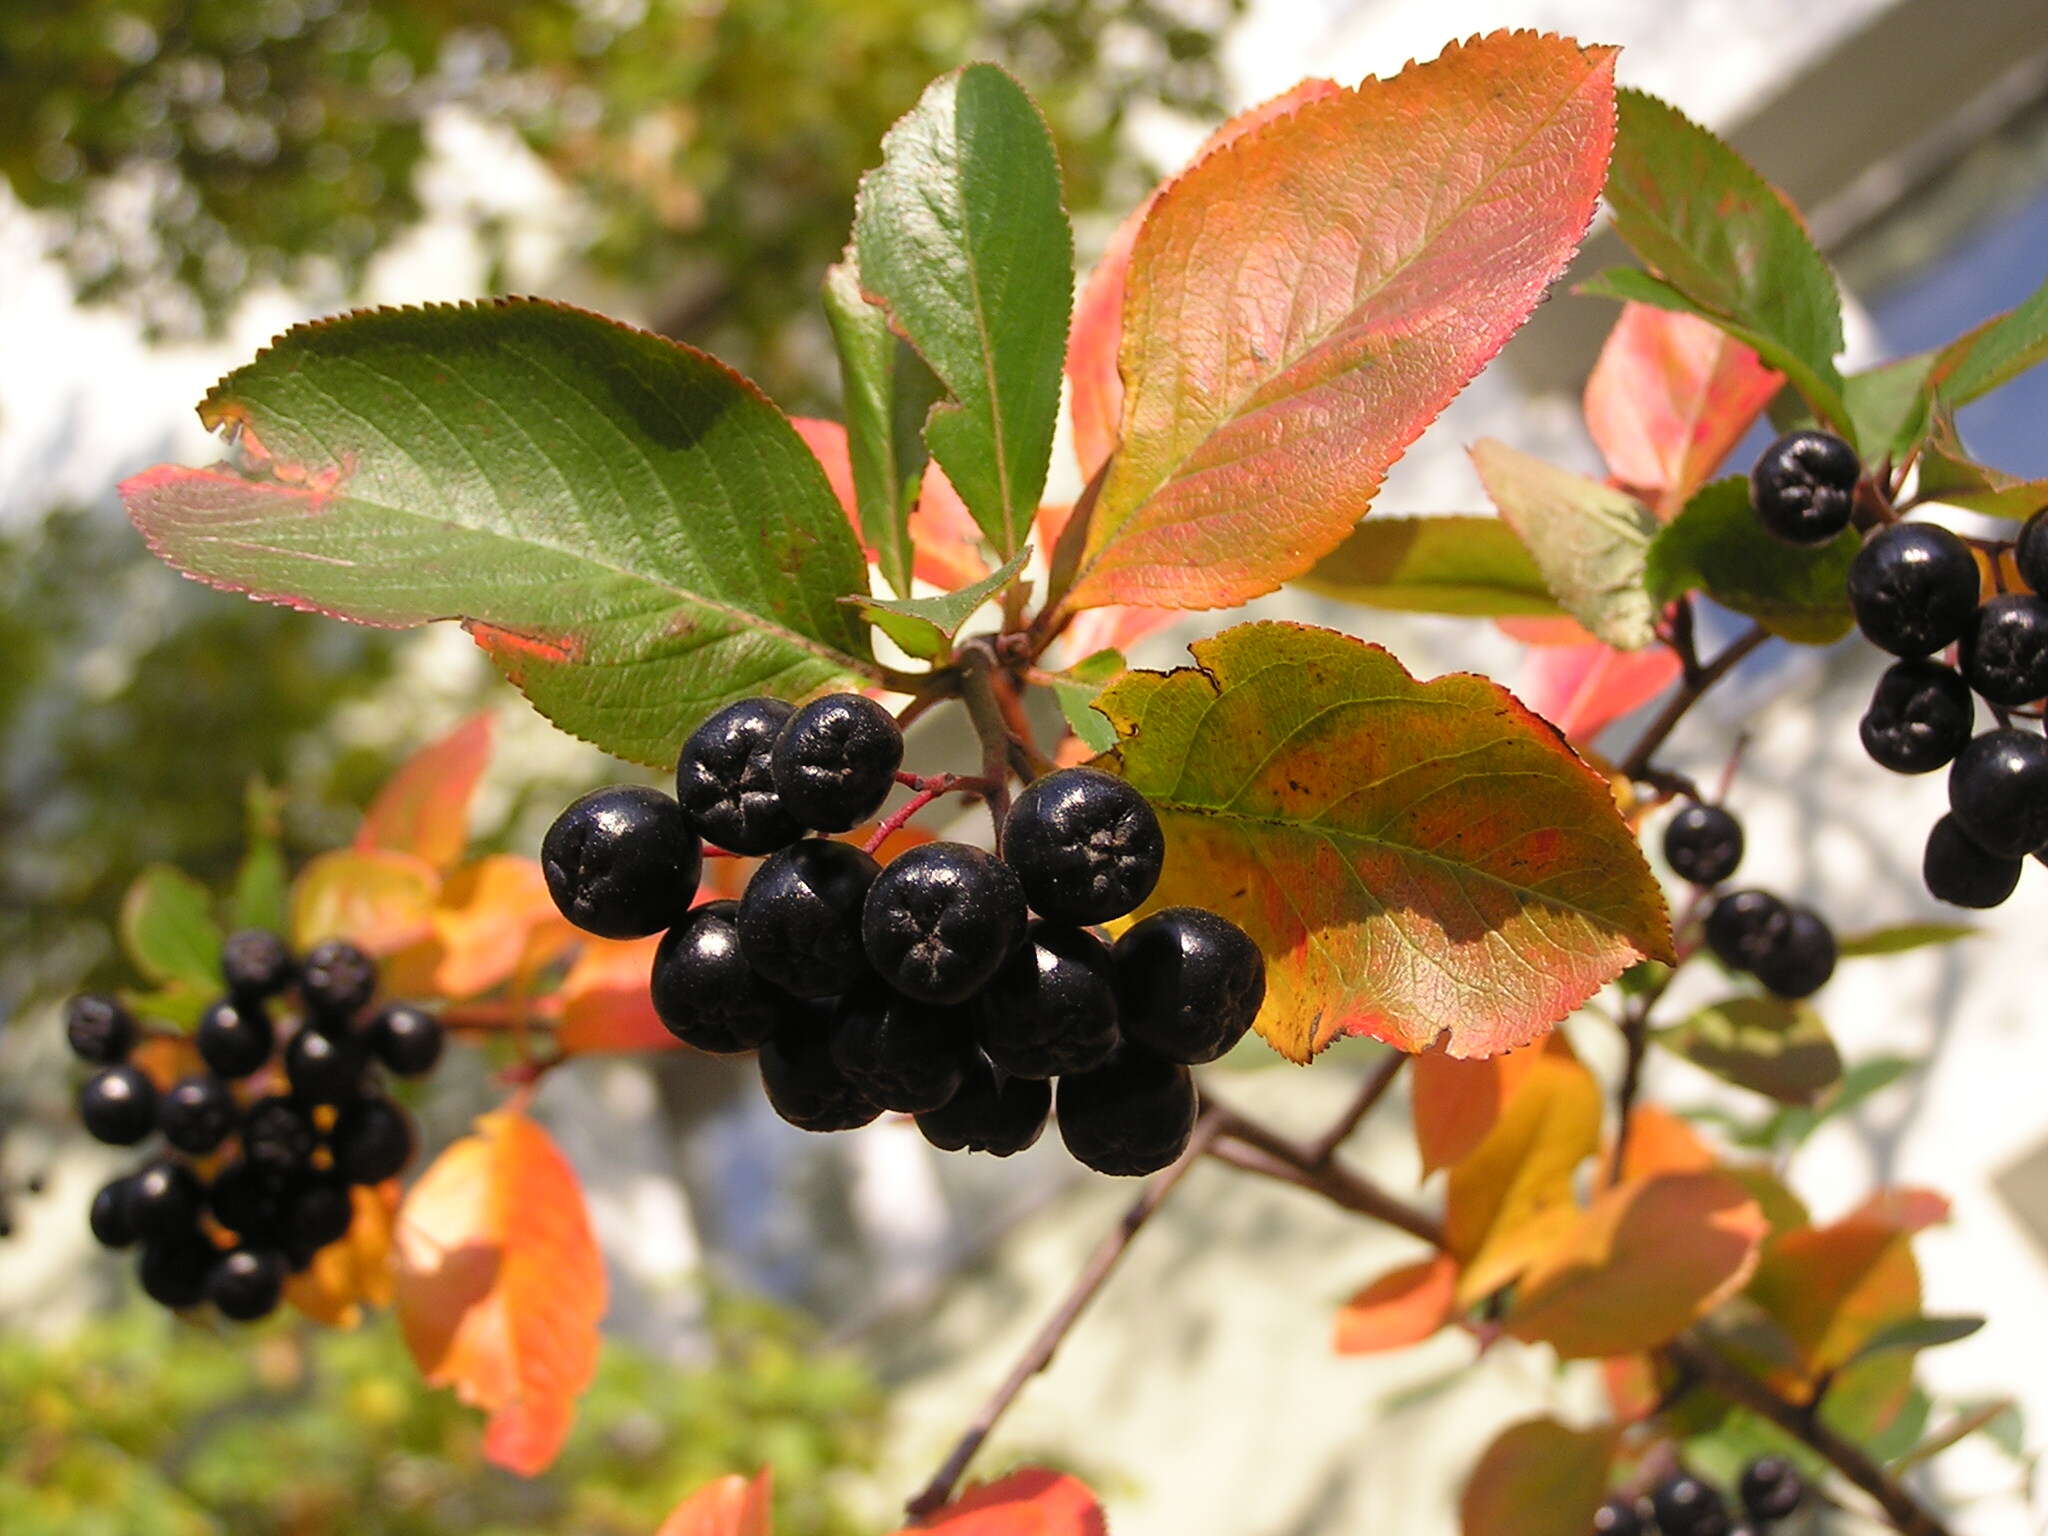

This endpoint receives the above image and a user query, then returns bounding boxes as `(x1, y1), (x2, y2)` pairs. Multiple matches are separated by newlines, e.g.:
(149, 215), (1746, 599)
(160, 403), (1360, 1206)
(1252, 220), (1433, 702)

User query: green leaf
(232, 780), (290, 933)
(1470, 441), (1659, 648)
(1047, 647), (1125, 753)
(1662, 995), (1843, 1105)
(821, 254), (944, 597)
(1295, 515), (1563, 618)
(1895, 1398), (2025, 1472)
(120, 864), (224, 994)
(1835, 923), (1975, 959)
(1644, 477), (1858, 643)
(852, 64), (1072, 560)
(121, 300), (878, 769)
(1941, 273), (2048, 405)
(1845, 1314), (1985, 1368)
(1602, 90), (1847, 432)
(1915, 428), (2048, 521)
(1843, 355), (1940, 463)
(1711, 1053), (1916, 1151)
(847, 546), (1030, 662)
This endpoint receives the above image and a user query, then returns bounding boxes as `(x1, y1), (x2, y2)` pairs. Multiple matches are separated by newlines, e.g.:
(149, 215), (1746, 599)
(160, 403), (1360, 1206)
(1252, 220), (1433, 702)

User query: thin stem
(1303, 1052), (1407, 1167)
(1618, 624), (1771, 782)
(902, 1109), (1226, 1519)
(957, 642), (1018, 845)
(862, 775), (991, 853)
(1204, 1100), (1446, 1249)
(1609, 891), (1702, 1186)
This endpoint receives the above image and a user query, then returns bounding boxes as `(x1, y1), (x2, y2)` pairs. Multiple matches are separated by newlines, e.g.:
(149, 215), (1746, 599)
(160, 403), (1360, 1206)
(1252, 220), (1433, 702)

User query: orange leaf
(554, 935), (674, 1055)
(286, 1181), (400, 1329)
(1333, 1252), (1460, 1354)
(1605, 1103), (1716, 1187)
(357, 713), (496, 871)
(1460, 1416), (1619, 1536)
(1412, 1043), (1546, 1175)
(658, 1470), (774, 1536)
(1748, 1216), (1921, 1379)
(897, 1469), (1107, 1536)
(292, 847), (440, 955)
(1507, 1172), (1767, 1358)
(427, 855), (577, 1000)
(1067, 36), (1617, 611)
(394, 1109), (607, 1475)
(793, 418), (861, 529)
(1601, 1354), (1661, 1424)
(1584, 302), (1782, 517)
(1850, 1187), (1950, 1235)
(1515, 641), (1681, 745)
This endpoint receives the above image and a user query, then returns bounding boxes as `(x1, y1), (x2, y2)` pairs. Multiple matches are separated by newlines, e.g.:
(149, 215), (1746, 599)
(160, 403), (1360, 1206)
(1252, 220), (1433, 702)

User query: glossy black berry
(1750, 429), (1859, 545)
(862, 842), (1026, 1005)
(366, 1003), (444, 1076)
(1114, 907), (1266, 1065)
(737, 839), (881, 998)
(916, 1055), (1051, 1157)
(829, 984), (974, 1114)
(210, 1160), (286, 1243)
(332, 1097), (414, 1184)
(676, 697), (803, 854)
(1703, 889), (1790, 973)
(1592, 1498), (1644, 1536)
(1847, 523), (1980, 657)
(1739, 1456), (1804, 1524)
(196, 997), (275, 1078)
(1751, 904), (1835, 999)
(650, 901), (788, 1054)
(1960, 593), (2048, 706)
(1948, 728), (2048, 857)
(1923, 814), (2022, 909)
(209, 1247), (287, 1321)
(980, 923), (1121, 1080)
(769, 693), (903, 832)
(285, 1025), (364, 1104)
(1652, 1475), (1732, 1536)
(138, 1233), (215, 1309)
(221, 928), (295, 999)
(282, 1176), (355, 1252)
(90, 1176), (140, 1248)
(126, 1158), (204, 1242)
(758, 1007), (880, 1133)
(299, 938), (380, 1022)
(241, 1095), (318, 1176)
(541, 785), (702, 940)
(158, 1074), (239, 1155)
(2017, 507), (2048, 595)
(1001, 767), (1165, 925)
(1860, 659), (1974, 773)
(65, 993), (135, 1063)
(1057, 1043), (1198, 1177)
(1662, 803), (1744, 886)
(79, 1064), (157, 1145)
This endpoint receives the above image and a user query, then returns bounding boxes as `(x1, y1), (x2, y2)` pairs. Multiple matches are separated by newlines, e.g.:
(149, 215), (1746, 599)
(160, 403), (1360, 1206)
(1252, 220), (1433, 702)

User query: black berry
(759, 1007), (880, 1133)
(299, 938), (380, 1021)
(125, 1158), (204, 1242)
(1114, 907), (1266, 1065)
(285, 1024), (365, 1104)
(138, 1234), (215, 1309)
(1948, 728), (2048, 857)
(209, 1247), (287, 1321)
(1739, 1456), (1804, 1524)
(676, 697), (803, 854)
(366, 1003), (444, 1076)
(541, 785), (702, 939)
(1847, 523), (1980, 657)
(737, 839), (880, 998)
(769, 693), (903, 832)
(1751, 904), (1835, 999)
(650, 900), (788, 1053)
(1960, 593), (2048, 706)
(241, 1095), (319, 1176)
(981, 922), (1121, 1080)
(210, 1160), (286, 1243)
(2017, 507), (2048, 596)
(916, 1055), (1051, 1156)
(1923, 814), (2022, 908)
(332, 1097), (414, 1184)
(1750, 429), (1858, 545)
(1057, 1043), (1198, 1177)
(80, 1065), (157, 1145)
(862, 841), (1027, 1005)
(64, 993), (135, 1063)
(90, 1176), (140, 1248)
(1652, 1474), (1732, 1536)
(1860, 659), (1974, 774)
(1001, 767), (1165, 925)
(829, 984), (973, 1114)
(282, 1176), (355, 1251)
(221, 928), (295, 999)
(196, 997), (275, 1078)
(1592, 1498), (1643, 1536)
(1662, 803), (1744, 886)
(1703, 889), (1790, 973)
(158, 1074), (239, 1155)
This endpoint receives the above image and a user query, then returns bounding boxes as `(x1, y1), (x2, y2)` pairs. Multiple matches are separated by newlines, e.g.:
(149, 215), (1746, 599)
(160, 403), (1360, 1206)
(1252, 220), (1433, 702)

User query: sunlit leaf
(1644, 478), (1856, 644)
(1046, 648), (1124, 754)
(291, 848), (440, 956)
(1940, 272), (2048, 406)
(895, 1469), (1106, 1536)
(1411, 1043), (1547, 1176)
(285, 1181), (400, 1329)
(1460, 1417), (1619, 1536)
(1333, 1253), (1460, 1355)
(554, 936), (675, 1056)
(1515, 640), (1681, 746)
(358, 713), (495, 871)
(850, 547), (1031, 661)
(657, 1469), (774, 1536)
(120, 864), (224, 994)
(1296, 516), (1562, 619)
(1748, 1215), (1921, 1380)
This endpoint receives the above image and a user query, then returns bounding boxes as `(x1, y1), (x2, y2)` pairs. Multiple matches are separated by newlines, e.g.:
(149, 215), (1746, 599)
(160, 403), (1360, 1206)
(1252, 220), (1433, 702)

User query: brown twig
(1204, 1100), (1446, 1249)
(1303, 1051), (1407, 1167)
(956, 642), (1018, 845)
(1618, 623), (1771, 782)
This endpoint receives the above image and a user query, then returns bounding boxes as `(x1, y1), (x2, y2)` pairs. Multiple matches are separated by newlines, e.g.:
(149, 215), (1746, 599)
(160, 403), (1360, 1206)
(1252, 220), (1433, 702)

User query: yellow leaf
(286, 1182), (400, 1329)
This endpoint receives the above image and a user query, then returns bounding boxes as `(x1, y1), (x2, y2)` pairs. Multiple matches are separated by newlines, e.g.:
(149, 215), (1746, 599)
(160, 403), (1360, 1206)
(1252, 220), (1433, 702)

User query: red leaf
(554, 935), (675, 1055)
(792, 418), (861, 527)
(1850, 1187), (1950, 1235)
(1412, 1042), (1547, 1175)
(1584, 303), (1781, 516)
(1066, 35), (1617, 611)
(394, 1109), (607, 1475)
(1516, 641), (1680, 745)
(357, 713), (495, 870)
(1333, 1252), (1460, 1354)
(896, 1470), (1107, 1536)
(658, 1470), (774, 1536)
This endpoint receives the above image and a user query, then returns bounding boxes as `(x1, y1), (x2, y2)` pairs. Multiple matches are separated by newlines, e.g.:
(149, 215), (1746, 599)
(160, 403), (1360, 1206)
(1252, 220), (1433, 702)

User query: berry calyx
(1056, 1043), (1198, 1177)
(676, 697), (803, 854)
(541, 785), (702, 939)
(1662, 802), (1744, 886)
(980, 922), (1121, 1080)
(1960, 592), (2048, 706)
(1948, 727), (2048, 857)
(1650, 1474), (1730, 1536)
(1114, 907), (1266, 1065)
(2016, 507), (2048, 595)
(1703, 889), (1790, 973)
(1591, 1497), (1643, 1536)
(240, 1095), (318, 1175)
(79, 1064), (157, 1145)
(125, 1158), (204, 1242)
(65, 993), (135, 1063)
(332, 1097), (414, 1184)
(90, 1176), (140, 1248)
(650, 900), (790, 1053)
(1750, 429), (1859, 545)
(829, 984), (973, 1114)
(196, 997), (275, 1078)
(221, 928), (295, 999)
(1750, 903), (1835, 999)
(916, 1055), (1050, 1157)
(737, 839), (881, 998)
(158, 1074), (239, 1155)
(1847, 523), (1980, 657)
(138, 1234), (215, 1310)
(1923, 814), (2022, 909)
(769, 692), (904, 832)
(300, 938), (379, 1021)
(759, 1007), (880, 1133)
(862, 841), (1027, 1004)
(285, 1024), (364, 1104)
(366, 1002), (444, 1076)
(1859, 659), (1974, 774)
(1001, 767), (1165, 925)
(1739, 1456), (1804, 1524)
(208, 1247), (287, 1321)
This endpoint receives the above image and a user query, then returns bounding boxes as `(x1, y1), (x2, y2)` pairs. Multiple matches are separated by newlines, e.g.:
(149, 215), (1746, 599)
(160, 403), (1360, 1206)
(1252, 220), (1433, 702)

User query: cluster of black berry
(541, 693), (1267, 1177)
(69, 931), (438, 1321)
(1596, 1458), (1805, 1536)
(1663, 802), (1836, 999)
(1752, 430), (2048, 908)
